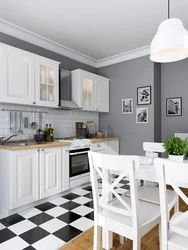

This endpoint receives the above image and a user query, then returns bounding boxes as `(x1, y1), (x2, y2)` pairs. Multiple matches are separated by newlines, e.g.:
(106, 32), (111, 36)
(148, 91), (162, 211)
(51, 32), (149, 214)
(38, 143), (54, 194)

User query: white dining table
(102, 160), (188, 250)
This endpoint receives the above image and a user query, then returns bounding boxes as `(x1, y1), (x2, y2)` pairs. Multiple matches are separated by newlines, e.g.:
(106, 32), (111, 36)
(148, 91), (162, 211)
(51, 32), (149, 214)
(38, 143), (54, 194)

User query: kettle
(104, 126), (112, 138)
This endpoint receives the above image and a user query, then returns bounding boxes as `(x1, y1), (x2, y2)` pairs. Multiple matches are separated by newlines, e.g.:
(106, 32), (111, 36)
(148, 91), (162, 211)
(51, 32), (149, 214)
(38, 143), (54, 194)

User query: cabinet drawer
(91, 142), (106, 151)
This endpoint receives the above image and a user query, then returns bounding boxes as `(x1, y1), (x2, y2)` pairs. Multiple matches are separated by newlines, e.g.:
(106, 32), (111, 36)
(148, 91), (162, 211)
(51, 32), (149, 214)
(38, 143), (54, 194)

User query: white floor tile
(0, 223), (5, 231)
(32, 234), (65, 250)
(40, 218), (67, 233)
(50, 197), (69, 206)
(72, 205), (93, 216)
(0, 236), (29, 250)
(70, 217), (94, 232)
(19, 207), (42, 218)
(73, 196), (92, 205)
(72, 189), (90, 196)
(9, 220), (37, 235)
(45, 206), (68, 217)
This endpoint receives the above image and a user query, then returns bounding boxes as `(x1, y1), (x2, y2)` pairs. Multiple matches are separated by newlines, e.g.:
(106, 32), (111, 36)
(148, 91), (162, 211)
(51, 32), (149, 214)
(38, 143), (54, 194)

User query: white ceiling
(0, 0), (187, 63)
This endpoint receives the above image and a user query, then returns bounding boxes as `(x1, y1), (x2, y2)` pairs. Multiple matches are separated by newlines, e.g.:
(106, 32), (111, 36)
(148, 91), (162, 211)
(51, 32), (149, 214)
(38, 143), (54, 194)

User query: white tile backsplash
(0, 104), (99, 140)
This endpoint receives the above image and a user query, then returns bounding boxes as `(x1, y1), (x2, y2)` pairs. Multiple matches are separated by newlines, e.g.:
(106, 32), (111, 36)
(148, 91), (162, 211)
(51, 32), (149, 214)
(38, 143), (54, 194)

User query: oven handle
(69, 151), (90, 156)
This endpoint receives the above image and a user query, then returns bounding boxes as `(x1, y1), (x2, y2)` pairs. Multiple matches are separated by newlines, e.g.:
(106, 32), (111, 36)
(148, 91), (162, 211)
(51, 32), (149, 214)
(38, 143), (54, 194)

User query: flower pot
(169, 155), (184, 162)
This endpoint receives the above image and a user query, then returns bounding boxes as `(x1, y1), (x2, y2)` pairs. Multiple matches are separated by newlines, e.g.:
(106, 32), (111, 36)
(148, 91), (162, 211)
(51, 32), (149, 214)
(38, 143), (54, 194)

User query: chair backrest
(88, 151), (140, 230)
(154, 158), (188, 249)
(143, 142), (165, 154)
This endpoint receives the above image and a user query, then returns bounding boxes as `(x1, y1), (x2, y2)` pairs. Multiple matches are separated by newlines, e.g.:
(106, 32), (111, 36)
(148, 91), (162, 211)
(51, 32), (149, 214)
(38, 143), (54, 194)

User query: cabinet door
(62, 147), (69, 192)
(11, 149), (39, 209)
(1, 45), (35, 105)
(40, 147), (61, 198)
(35, 56), (59, 107)
(80, 70), (95, 111)
(107, 140), (119, 155)
(95, 76), (109, 112)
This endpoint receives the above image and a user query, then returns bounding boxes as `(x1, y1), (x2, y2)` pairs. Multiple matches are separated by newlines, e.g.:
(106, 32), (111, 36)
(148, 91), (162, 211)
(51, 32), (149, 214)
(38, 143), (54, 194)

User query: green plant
(163, 137), (188, 156)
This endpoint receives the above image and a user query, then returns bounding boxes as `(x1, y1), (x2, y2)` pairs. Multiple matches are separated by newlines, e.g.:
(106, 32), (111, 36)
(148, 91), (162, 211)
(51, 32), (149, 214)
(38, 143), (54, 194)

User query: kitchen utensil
(86, 121), (95, 138)
(75, 122), (84, 138)
(78, 128), (87, 139)
(18, 112), (23, 134)
(34, 134), (44, 142)
(96, 132), (104, 138)
(104, 126), (112, 138)
(10, 112), (12, 130)
(31, 122), (37, 129)
(24, 117), (28, 128)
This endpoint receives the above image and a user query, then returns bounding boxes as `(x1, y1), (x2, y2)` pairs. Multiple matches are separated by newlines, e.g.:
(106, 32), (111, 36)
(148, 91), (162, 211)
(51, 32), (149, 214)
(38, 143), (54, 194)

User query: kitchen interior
(0, 0), (188, 249)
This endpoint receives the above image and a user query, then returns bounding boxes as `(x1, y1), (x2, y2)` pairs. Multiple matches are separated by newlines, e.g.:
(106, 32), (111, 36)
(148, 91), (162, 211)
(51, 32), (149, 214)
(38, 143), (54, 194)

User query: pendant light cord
(168, 0), (170, 19)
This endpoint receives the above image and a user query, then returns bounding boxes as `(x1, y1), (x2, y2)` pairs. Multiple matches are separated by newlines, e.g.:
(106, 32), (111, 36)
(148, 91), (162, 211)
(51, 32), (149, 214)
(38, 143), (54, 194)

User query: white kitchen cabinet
(72, 69), (95, 111)
(11, 149), (39, 209)
(95, 75), (109, 112)
(62, 147), (69, 191)
(1, 44), (35, 105)
(0, 43), (60, 108)
(40, 147), (61, 198)
(107, 140), (119, 155)
(71, 69), (109, 112)
(35, 56), (60, 107)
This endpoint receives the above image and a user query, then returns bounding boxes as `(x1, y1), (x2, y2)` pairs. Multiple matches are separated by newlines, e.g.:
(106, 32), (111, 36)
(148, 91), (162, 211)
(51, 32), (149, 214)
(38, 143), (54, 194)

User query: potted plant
(163, 137), (188, 162)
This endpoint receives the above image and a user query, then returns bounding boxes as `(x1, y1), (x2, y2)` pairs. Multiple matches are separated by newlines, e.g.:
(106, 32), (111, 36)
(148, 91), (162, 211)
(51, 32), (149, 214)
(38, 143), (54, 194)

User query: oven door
(69, 148), (90, 177)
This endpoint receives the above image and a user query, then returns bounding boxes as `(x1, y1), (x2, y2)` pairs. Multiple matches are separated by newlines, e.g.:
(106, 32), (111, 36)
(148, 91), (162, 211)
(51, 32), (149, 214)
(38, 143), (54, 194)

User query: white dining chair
(88, 151), (161, 250)
(154, 158), (188, 250)
(125, 142), (178, 214)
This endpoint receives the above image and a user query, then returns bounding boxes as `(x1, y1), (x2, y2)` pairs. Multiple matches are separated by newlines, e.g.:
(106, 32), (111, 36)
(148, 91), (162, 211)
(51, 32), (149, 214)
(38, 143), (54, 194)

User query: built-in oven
(69, 147), (90, 177)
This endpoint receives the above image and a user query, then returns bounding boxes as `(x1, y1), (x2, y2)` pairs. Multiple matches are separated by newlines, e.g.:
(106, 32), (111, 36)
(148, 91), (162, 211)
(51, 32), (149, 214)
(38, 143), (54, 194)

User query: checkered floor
(0, 180), (130, 250)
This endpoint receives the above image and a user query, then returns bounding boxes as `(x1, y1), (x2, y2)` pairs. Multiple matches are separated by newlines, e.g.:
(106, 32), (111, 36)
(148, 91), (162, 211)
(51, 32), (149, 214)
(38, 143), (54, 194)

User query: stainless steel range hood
(59, 69), (80, 110)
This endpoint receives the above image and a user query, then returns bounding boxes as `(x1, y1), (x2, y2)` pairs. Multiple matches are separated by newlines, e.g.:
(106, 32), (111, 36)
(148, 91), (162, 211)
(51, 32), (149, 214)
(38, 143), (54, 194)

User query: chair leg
(93, 223), (101, 250)
(133, 237), (140, 250)
(119, 235), (125, 244)
(174, 197), (179, 212)
(159, 222), (162, 250)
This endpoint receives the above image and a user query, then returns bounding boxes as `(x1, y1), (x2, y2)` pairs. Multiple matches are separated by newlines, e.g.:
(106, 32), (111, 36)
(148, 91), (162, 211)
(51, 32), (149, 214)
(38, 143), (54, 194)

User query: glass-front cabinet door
(35, 56), (60, 107)
(80, 70), (95, 111)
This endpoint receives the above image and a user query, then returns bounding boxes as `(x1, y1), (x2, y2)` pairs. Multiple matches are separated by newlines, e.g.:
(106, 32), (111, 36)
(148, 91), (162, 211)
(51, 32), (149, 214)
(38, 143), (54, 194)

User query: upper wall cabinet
(1, 44), (35, 105)
(71, 69), (109, 112)
(35, 56), (59, 107)
(0, 43), (60, 108)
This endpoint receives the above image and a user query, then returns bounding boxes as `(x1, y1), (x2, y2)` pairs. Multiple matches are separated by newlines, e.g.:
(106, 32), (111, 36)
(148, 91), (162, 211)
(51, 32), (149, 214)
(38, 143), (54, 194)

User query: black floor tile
(35, 202), (56, 212)
(23, 246), (36, 250)
(119, 180), (129, 185)
(83, 186), (92, 192)
(121, 184), (130, 190)
(60, 201), (80, 210)
(0, 228), (16, 243)
(0, 214), (25, 227)
(29, 213), (53, 225)
(84, 201), (93, 208)
(62, 193), (80, 200)
(54, 225), (82, 242)
(57, 211), (81, 224)
(83, 192), (93, 199)
(85, 211), (94, 220)
(19, 227), (49, 244)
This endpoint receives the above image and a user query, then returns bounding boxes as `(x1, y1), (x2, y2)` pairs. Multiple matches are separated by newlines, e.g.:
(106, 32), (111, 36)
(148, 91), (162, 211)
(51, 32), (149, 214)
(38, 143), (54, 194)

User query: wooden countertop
(0, 137), (120, 151)
(0, 141), (71, 151)
(90, 137), (120, 143)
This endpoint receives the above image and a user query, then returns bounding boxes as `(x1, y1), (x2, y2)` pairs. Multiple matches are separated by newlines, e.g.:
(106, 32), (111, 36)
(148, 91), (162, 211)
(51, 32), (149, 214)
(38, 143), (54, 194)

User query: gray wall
(154, 63), (161, 142)
(0, 32), (96, 73)
(161, 59), (188, 141)
(97, 56), (156, 155)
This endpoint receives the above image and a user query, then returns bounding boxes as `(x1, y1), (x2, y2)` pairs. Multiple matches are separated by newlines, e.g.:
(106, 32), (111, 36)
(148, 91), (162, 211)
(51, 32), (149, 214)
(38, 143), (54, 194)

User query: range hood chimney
(59, 69), (80, 110)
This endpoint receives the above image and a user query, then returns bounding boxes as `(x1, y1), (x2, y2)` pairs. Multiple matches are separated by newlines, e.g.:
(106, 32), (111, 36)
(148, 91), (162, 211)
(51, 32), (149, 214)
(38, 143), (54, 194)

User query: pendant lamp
(150, 0), (188, 63)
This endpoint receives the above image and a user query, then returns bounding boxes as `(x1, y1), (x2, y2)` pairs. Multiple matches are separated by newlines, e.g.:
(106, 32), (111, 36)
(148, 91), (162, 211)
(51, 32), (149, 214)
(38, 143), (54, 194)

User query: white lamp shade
(150, 18), (188, 63)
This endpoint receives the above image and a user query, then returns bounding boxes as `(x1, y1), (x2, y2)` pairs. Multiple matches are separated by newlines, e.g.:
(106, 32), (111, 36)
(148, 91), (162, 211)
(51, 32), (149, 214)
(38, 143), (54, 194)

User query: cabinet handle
(41, 149), (44, 151)
(37, 149), (40, 152)
(97, 144), (101, 147)
(33, 102), (36, 104)
(96, 109), (98, 111)
(80, 107), (83, 109)
(66, 150), (69, 152)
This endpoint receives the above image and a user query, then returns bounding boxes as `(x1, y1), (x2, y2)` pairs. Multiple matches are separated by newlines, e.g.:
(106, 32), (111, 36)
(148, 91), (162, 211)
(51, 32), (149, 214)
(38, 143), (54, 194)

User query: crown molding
(0, 18), (150, 69)
(96, 46), (150, 68)
(0, 19), (97, 67)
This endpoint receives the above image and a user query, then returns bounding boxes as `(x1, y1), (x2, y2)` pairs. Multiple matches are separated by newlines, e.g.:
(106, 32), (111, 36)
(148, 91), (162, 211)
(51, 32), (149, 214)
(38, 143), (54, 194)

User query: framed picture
(166, 97), (182, 116)
(122, 98), (133, 114)
(136, 107), (148, 124)
(137, 86), (151, 105)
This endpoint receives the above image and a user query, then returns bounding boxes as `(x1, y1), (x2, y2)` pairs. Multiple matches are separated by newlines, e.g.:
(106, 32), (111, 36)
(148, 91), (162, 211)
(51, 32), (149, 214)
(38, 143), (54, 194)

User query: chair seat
(125, 186), (177, 210)
(97, 196), (160, 238)
(170, 211), (188, 238)
(168, 232), (188, 250)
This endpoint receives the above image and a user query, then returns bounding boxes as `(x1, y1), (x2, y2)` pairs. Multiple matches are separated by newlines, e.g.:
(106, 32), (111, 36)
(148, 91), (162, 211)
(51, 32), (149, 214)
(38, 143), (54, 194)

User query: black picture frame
(137, 86), (151, 105)
(166, 97), (182, 117)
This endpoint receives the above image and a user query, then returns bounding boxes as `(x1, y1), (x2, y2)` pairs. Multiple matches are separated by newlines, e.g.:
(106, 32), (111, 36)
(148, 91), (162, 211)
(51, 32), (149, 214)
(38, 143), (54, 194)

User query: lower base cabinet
(11, 149), (39, 209)
(40, 147), (61, 199)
